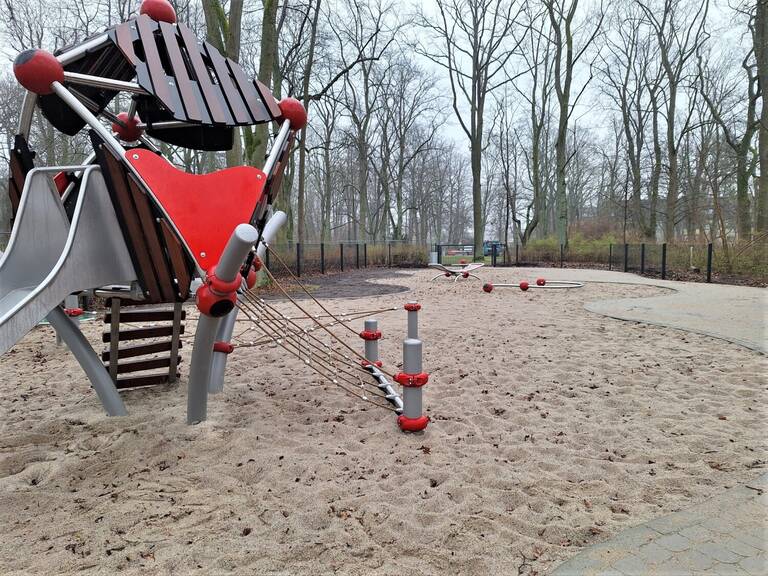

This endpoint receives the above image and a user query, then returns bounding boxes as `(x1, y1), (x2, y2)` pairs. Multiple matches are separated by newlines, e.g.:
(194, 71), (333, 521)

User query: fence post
(661, 243), (667, 280)
(640, 243), (646, 275)
(356, 244), (360, 269)
(436, 244), (442, 264)
(388, 243), (392, 267)
(623, 243), (629, 272)
(706, 242), (713, 283)
(340, 243), (344, 272)
(320, 243), (325, 274)
(364, 243), (368, 267)
(608, 244), (612, 271)
(515, 243), (519, 265)
(491, 243), (497, 267)
(296, 243), (301, 277)
(560, 244), (564, 268)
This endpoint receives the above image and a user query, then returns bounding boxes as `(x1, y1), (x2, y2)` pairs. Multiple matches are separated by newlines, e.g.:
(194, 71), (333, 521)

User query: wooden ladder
(102, 299), (185, 389)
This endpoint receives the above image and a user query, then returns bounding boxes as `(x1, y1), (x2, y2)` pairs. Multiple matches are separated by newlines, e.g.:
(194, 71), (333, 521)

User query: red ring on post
(64, 308), (84, 317)
(361, 360), (383, 368)
(394, 372), (429, 387)
(404, 302), (421, 312)
(359, 330), (382, 341)
(398, 414), (429, 432)
(213, 341), (234, 354)
(252, 255), (263, 271)
(206, 266), (243, 295)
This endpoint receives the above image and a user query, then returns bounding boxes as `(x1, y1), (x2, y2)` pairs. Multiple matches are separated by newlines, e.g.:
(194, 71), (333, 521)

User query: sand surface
(0, 268), (765, 575)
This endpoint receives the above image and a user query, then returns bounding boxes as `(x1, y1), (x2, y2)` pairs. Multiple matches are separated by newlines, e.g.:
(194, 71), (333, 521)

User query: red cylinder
(398, 414), (429, 432)
(195, 284), (237, 317)
(13, 50), (64, 95)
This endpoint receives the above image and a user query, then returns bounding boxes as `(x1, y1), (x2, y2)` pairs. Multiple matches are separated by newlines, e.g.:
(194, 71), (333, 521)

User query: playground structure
(429, 262), (485, 282)
(482, 278), (585, 293)
(0, 0), (428, 432)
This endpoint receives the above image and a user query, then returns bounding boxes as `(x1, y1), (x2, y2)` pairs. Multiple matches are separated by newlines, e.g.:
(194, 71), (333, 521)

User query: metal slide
(0, 166), (136, 356)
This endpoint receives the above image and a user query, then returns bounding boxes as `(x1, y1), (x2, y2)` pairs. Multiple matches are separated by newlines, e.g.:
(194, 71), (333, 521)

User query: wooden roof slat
(255, 79), (281, 119)
(202, 42), (252, 124)
(160, 21), (203, 122)
(227, 59), (271, 123)
(136, 16), (183, 118)
(177, 25), (232, 125)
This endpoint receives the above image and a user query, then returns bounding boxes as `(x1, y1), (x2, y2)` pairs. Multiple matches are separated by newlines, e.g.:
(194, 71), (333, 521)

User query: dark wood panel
(159, 218), (192, 300)
(159, 22), (202, 122)
(113, 356), (181, 374)
(126, 174), (175, 302)
(8, 177), (20, 216)
(227, 59), (271, 123)
(113, 22), (138, 65)
(99, 149), (162, 301)
(177, 25), (231, 124)
(101, 339), (180, 361)
(203, 42), (251, 124)
(115, 373), (177, 389)
(104, 309), (186, 323)
(254, 79), (282, 119)
(102, 324), (184, 343)
(136, 16), (180, 116)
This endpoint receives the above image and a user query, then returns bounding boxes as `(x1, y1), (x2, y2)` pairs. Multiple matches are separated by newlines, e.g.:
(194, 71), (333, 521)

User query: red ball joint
(483, 283), (494, 293)
(520, 281), (529, 291)
(459, 259), (467, 265)
(195, 267), (242, 317)
(13, 49), (64, 95)
(444, 271), (451, 277)
(140, 0), (177, 23)
(536, 278), (546, 286)
(278, 97), (308, 130)
(462, 271), (469, 278)
(112, 112), (143, 142)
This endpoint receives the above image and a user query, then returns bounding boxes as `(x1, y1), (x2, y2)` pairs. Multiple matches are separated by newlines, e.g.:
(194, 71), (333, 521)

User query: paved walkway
(514, 268), (767, 354)
(513, 268), (768, 575)
(551, 474), (768, 575)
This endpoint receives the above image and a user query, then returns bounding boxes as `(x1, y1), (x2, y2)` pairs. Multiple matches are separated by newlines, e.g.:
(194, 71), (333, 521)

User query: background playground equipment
(0, 0), (302, 423)
(482, 278), (585, 293)
(428, 262), (485, 282)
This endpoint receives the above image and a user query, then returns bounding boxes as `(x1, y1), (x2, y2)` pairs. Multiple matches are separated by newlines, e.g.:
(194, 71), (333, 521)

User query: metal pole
(340, 243), (344, 272)
(640, 243), (646, 275)
(320, 242), (325, 274)
(623, 243), (629, 273)
(356, 244), (360, 269)
(362, 319), (380, 364)
(661, 243), (667, 280)
(437, 244), (442, 265)
(188, 224), (257, 424)
(706, 243), (713, 283)
(296, 242), (301, 277)
(516, 243), (519, 265)
(364, 243), (368, 267)
(492, 244), (497, 267)
(609, 244), (612, 271)
(47, 307), (127, 417)
(398, 302), (428, 432)
(388, 243), (392, 267)
(560, 244), (564, 268)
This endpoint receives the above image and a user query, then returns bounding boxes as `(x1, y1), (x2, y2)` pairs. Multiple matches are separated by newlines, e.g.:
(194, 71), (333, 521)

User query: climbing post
(359, 318), (382, 368)
(396, 302), (428, 432)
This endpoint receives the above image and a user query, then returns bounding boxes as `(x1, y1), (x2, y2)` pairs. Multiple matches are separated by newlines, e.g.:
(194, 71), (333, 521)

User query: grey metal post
(363, 319), (380, 364)
(406, 301), (419, 339)
(47, 307), (127, 416)
(401, 338), (423, 420)
(188, 224), (258, 424)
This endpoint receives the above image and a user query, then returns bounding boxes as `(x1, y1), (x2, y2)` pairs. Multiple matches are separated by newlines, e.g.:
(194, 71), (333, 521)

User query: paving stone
(733, 530), (767, 552)
(721, 536), (763, 558)
(677, 524), (716, 543)
(611, 554), (648, 575)
(610, 525), (660, 548)
(697, 542), (743, 564)
(675, 549), (716, 571)
(635, 541), (673, 565)
(655, 533), (692, 553)
(657, 557), (694, 575)
(648, 514), (696, 535)
(739, 554), (768, 576)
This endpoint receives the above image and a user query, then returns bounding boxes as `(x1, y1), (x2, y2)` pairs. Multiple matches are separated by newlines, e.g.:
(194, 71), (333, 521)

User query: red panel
(126, 149), (265, 271)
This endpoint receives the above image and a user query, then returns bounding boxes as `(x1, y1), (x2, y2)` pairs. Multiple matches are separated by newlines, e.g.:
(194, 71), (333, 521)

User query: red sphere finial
(13, 50), (64, 95)
(278, 97), (308, 130)
(519, 281), (529, 291)
(112, 112), (143, 142)
(482, 283), (494, 293)
(536, 278), (546, 286)
(140, 0), (177, 23)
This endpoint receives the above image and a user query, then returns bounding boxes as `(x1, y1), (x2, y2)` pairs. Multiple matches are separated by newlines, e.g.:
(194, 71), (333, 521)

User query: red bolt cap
(13, 50), (64, 95)
(140, 0), (177, 23)
(278, 97), (307, 130)
(112, 112), (143, 142)
(483, 283), (494, 293)
(520, 281), (529, 291)
(536, 278), (546, 286)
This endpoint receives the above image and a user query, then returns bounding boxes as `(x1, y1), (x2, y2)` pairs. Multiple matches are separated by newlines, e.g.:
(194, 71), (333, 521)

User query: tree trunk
(755, 0), (768, 232)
